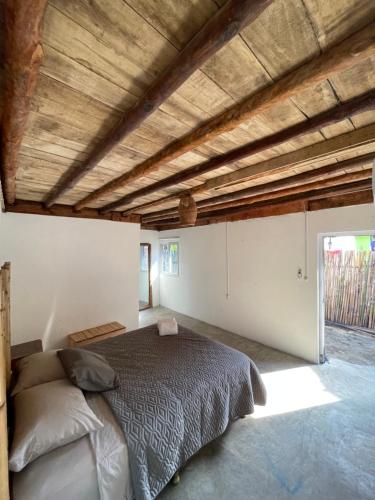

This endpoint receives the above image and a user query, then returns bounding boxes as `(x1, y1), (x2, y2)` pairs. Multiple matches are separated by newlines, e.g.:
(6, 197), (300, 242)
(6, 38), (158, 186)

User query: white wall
(159, 204), (375, 363)
(140, 230), (160, 307)
(0, 211), (140, 349)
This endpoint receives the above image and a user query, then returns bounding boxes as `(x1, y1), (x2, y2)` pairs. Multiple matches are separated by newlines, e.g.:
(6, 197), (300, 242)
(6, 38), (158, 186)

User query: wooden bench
(68, 322), (127, 348)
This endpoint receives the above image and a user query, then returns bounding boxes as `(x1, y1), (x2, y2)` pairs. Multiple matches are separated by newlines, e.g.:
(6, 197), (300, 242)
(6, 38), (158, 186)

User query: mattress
(12, 393), (133, 500)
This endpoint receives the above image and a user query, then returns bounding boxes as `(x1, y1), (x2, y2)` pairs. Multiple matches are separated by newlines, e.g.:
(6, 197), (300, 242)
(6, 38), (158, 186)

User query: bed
(0, 263), (266, 500)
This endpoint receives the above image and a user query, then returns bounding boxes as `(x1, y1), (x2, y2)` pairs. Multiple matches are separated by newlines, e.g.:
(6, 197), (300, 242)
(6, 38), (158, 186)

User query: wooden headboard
(0, 262), (11, 500)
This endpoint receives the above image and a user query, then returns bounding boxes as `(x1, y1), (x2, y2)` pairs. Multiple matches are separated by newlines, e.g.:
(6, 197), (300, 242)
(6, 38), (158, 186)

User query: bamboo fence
(325, 251), (375, 330)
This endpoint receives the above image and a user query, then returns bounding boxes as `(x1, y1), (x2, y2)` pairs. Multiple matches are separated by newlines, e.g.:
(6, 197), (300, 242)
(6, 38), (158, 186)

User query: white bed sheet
(86, 392), (134, 500)
(12, 392), (133, 500)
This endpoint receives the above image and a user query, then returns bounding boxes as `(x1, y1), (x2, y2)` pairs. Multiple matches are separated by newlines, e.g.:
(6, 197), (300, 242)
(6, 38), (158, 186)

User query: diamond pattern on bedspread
(86, 324), (266, 500)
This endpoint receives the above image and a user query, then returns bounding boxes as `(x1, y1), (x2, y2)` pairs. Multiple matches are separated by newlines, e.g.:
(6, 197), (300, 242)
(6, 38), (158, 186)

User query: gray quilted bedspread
(87, 324), (266, 500)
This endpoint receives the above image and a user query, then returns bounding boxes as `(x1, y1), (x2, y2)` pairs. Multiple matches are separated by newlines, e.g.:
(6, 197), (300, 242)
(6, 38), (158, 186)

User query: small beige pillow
(9, 379), (103, 472)
(157, 318), (178, 336)
(12, 350), (66, 396)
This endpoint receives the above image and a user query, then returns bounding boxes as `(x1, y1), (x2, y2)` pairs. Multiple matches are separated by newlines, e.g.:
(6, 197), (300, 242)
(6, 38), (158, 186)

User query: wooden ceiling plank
(144, 181), (372, 229)
(43, 0), (273, 207)
(1, 0), (48, 205)
(142, 189), (373, 230)
(203, 124), (375, 190)
(239, 0), (320, 79)
(143, 169), (372, 223)
(142, 200), (307, 229)
(200, 180), (372, 219)
(302, 0), (375, 134)
(29, 75), (193, 153)
(308, 190), (373, 211)
(195, 171), (372, 213)
(124, 0), (218, 50)
(141, 154), (374, 222)
(101, 90), (375, 212)
(123, 122), (375, 215)
(74, 22), (375, 211)
(127, 0), (273, 102)
(44, 1), (235, 131)
(303, 0), (375, 50)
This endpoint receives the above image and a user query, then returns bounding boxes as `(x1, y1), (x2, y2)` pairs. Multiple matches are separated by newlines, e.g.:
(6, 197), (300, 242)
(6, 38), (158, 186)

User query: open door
(139, 243), (152, 311)
(319, 233), (375, 364)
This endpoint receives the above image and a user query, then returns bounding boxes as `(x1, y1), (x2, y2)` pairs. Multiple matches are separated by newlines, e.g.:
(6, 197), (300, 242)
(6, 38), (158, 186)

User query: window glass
(160, 241), (179, 275)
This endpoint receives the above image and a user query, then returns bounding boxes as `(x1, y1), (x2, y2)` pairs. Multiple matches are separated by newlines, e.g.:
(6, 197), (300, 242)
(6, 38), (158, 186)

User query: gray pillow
(9, 379), (103, 472)
(12, 350), (66, 396)
(57, 349), (118, 392)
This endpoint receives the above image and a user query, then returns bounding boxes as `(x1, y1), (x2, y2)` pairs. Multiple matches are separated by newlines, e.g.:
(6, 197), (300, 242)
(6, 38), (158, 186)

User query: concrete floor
(139, 307), (375, 500)
(139, 300), (150, 311)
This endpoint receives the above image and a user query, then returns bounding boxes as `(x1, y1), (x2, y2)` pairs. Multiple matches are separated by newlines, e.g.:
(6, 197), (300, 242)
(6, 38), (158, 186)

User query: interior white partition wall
(0, 211), (140, 349)
(159, 204), (375, 363)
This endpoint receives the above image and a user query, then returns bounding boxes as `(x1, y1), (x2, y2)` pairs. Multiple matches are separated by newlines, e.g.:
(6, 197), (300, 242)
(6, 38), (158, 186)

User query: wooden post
(0, 262), (11, 500)
(1, 0), (48, 205)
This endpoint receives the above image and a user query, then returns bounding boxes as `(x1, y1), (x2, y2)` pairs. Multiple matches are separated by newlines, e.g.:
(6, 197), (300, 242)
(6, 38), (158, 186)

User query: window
(160, 240), (179, 275)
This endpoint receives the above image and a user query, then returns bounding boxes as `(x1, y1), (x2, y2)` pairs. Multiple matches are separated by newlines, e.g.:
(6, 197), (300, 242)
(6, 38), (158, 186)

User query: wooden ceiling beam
(5, 200), (140, 224)
(142, 183), (373, 230)
(43, 0), (273, 208)
(142, 173), (372, 224)
(201, 123), (375, 192)
(144, 189), (373, 230)
(141, 153), (374, 222)
(199, 181), (372, 221)
(308, 190), (373, 212)
(197, 171), (372, 213)
(156, 189), (373, 231)
(1, 0), (48, 205)
(141, 200), (307, 229)
(74, 22), (375, 211)
(125, 123), (375, 215)
(143, 189), (373, 230)
(103, 91), (375, 212)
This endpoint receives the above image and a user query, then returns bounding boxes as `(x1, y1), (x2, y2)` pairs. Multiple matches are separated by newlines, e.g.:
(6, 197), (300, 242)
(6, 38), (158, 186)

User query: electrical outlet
(297, 268), (303, 279)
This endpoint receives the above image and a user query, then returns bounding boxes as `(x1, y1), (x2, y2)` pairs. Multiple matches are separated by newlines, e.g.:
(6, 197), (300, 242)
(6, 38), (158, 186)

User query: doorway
(319, 232), (375, 365)
(139, 243), (152, 311)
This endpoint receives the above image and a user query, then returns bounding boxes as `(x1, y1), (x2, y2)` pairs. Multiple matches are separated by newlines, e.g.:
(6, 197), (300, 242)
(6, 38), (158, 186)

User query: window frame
(160, 239), (179, 276)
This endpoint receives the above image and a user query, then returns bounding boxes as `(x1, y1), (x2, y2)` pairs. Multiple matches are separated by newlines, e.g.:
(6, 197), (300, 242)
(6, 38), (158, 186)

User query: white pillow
(9, 379), (103, 472)
(157, 318), (178, 336)
(12, 350), (66, 396)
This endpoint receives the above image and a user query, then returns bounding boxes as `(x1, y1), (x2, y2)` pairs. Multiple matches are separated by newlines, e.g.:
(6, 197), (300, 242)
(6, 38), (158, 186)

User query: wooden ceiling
(0, 0), (374, 230)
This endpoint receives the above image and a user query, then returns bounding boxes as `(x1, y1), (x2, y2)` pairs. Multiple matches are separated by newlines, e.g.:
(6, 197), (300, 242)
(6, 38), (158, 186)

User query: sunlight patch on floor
(252, 366), (340, 419)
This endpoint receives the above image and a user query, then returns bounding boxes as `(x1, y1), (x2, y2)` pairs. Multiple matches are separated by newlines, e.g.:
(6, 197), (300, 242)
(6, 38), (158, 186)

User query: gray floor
(139, 300), (150, 311)
(139, 307), (375, 500)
